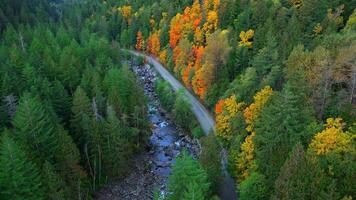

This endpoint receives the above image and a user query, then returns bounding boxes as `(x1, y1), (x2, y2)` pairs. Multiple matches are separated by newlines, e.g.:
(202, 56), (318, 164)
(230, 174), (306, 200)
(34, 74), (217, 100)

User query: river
(95, 63), (200, 200)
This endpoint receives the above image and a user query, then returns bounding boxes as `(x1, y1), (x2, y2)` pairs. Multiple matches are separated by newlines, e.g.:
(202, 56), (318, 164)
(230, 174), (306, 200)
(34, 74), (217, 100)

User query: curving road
(128, 50), (215, 134)
(127, 50), (237, 200)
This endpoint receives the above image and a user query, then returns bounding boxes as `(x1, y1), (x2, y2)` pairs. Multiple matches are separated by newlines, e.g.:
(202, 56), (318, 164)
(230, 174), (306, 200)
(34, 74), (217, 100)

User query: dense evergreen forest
(0, 0), (355, 199)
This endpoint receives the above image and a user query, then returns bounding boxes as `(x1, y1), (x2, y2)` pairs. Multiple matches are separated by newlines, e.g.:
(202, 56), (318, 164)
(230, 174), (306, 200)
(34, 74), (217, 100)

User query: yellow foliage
(345, 10), (356, 30)
(203, 11), (218, 36)
(119, 5), (132, 25)
(159, 49), (168, 66)
(239, 29), (254, 48)
(309, 118), (353, 155)
(150, 18), (156, 28)
(235, 132), (257, 182)
(290, 0), (302, 9)
(244, 86), (273, 133)
(216, 95), (245, 141)
(313, 23), (323, 35)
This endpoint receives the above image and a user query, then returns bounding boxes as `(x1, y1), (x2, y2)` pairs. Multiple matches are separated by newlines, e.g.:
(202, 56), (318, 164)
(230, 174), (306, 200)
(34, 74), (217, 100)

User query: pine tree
(199, 133), (222, 193)
(103, 107), (132, 179)
(42, 161), (67, 200)
(167, 151), (210, 200)
(12, 93), (58, 163)
(183, 181), (206, 200)
(71, 86), (93, 149)
(253, 81), (315, 195)
(272, 143), (334, 200)
(239, 172), (267, 200)
(0, 132), (45, 200)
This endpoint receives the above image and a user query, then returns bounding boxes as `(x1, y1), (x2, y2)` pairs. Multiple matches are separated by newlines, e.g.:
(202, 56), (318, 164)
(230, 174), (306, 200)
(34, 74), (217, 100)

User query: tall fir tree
(253, 81), (315, 195)
(0, 132), (45, 200)
(71, 86), (93, 150)
(167, 151), (210, 200)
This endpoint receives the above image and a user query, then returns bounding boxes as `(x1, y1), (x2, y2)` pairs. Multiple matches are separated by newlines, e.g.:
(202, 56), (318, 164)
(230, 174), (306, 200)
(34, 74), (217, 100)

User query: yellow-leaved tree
(216, 95), (245, 141)
(309, 118), (353, 155)
(235, 86), (273, 182)
(238, 29), (254, 48)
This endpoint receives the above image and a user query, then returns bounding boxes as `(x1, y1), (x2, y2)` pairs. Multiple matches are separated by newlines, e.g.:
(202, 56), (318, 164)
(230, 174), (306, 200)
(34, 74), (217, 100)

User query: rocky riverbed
(94, 63), (200, 200)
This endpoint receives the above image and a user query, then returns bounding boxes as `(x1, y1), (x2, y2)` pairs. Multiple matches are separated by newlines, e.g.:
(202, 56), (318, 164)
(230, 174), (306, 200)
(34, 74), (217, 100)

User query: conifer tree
(12, 93), (58, 163)
(0, 132), (45, 200)
(103, 106), (132, 178)
(253, 81), (315, 194)
(167, 151), (210, 200)
(272, 143), (334, 200)
(71, 86), (93, 149)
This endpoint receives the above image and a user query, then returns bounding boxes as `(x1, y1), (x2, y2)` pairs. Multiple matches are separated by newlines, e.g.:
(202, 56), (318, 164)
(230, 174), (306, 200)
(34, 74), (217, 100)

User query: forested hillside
(0, 0), (355, 199)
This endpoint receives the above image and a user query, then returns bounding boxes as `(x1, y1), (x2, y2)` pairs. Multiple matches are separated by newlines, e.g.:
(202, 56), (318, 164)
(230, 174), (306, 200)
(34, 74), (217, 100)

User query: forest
(0, 0), (355, 199)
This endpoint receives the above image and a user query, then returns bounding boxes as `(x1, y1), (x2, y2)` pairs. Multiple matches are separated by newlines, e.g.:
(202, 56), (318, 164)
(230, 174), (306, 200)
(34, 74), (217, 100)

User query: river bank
(94, 63), (200, 200)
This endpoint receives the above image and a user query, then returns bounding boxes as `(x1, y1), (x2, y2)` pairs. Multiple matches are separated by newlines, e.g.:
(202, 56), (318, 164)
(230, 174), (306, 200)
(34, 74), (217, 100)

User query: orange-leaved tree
(135, 31), (144, 51)
(147, 30), (161, 56)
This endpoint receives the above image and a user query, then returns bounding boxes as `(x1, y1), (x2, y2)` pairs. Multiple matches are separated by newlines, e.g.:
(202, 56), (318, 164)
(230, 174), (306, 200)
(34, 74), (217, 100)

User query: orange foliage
(147, 31), (160, 56)
(182, 62), (194, 88)
(119, 5), (132, 25)
(169, 14), (183, 49)
(192, 68), (207, 99)
(135, 31), (144, 51)
(215, 99), (225, 114)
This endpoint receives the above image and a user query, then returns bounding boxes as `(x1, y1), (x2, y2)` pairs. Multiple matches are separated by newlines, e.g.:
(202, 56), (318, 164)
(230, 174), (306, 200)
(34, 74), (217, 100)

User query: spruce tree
(71, 86), (93, 149)
(272, 143), (336, 200)
(167, 151), (210, 200)
(253, 81), (315, 195)
(12, 93), (58, 163)
(0, 132), (45, 200)
(103, 106), (132, 178)
(199, 134), (222, 193)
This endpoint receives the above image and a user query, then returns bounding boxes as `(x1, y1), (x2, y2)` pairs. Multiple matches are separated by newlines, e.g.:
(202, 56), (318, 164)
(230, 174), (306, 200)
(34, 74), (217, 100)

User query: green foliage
(199, 134), (222, 194)
(167, 151), (210, 200)
(239, 172), (267, 200)
(103, 107), (133, 178)
(272, 143), (336, 200)
(71, 86), (93, 149)
(12, 94), (59, 163)
(173, 90), (197, 133)
(253, 82), (316, 194)
(192, 126), (205, 139)
(156, 79), (176, 110)
(0, 132), (45, 200)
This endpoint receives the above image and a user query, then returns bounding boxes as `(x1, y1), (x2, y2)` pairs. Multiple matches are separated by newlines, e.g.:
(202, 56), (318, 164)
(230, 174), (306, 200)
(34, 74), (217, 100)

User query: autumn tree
(147, 30), (161, 56)
(239, 29), (254, 48)
(216, 95), (245, 141)
(193, 30), (231, 99)
(308, 118), (355, 197)
(135, 31), (144, 51)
